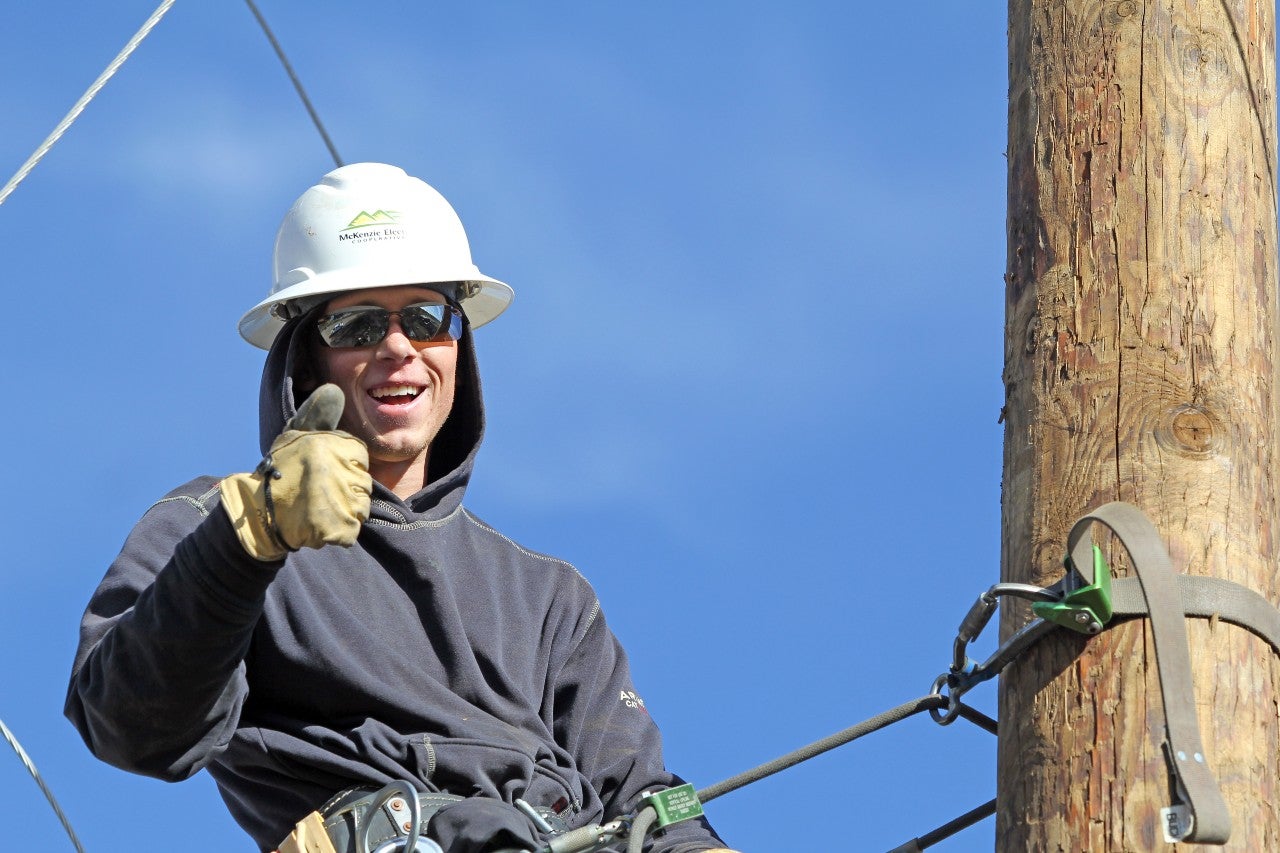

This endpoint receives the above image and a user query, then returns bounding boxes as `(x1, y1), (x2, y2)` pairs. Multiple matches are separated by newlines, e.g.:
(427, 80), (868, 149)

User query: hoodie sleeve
(553, 606), (727, 853)
(65, 480), (282, 780)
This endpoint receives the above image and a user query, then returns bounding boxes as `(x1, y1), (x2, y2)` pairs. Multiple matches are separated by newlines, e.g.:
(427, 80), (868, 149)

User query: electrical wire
(1, 717), (85, 853)
(0, 6), (182, 848)
(0, 4), (335, 850)
(0, 0), (177, 208)
(243, 0), (344, 168)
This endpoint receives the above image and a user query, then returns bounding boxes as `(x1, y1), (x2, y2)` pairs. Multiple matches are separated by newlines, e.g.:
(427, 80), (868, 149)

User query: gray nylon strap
(1067, 502), (1231, 844)
(1111, 575), (1280, 656)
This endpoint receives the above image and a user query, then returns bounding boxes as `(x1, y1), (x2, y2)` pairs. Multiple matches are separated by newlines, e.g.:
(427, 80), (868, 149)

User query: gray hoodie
(66, 310), (725, 852)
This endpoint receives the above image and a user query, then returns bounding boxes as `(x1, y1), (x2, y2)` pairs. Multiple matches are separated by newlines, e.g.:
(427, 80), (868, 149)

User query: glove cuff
(219, 472), (290, 562)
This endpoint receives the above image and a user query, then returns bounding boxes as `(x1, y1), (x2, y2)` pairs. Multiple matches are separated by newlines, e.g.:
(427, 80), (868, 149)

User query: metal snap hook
(929, 672), (963, 726)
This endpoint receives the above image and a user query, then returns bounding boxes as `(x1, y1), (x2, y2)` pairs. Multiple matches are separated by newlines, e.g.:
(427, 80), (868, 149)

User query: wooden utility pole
(999, 1), (1279, 849)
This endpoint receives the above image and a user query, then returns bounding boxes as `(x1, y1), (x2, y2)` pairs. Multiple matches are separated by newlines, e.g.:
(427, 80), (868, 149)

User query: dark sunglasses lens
(316, 308), (390, 348)
(399, 304), (449, 341)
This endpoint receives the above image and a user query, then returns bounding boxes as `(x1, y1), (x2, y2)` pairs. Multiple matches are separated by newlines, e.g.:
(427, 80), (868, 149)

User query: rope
(609, 696), (997, 853)
(0, 0), (177, 208)
(953, 702), (998, 735)
(626, 808), (657, 853)
(243, 0), (344, 168)
(696, 694), (950, 805)
(886, 798), (997, 853)
(1, 717), (85, 853)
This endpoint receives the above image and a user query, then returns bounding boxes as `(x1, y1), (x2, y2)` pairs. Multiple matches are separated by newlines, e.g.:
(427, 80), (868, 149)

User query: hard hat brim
(238, 271), (513, 350)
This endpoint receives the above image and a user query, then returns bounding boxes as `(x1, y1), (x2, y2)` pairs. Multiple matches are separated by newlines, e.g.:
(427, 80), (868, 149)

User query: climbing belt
(538, 502), (1280, 853)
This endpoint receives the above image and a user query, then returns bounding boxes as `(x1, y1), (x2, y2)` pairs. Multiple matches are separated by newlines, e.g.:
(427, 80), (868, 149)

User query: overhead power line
(0, 0), (178, 208)
(244, 0), (344, 168)
(1, 718), (84, 853)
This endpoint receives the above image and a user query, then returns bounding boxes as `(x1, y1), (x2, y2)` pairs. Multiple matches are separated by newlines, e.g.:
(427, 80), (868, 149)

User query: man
(66, 163), (738, 853)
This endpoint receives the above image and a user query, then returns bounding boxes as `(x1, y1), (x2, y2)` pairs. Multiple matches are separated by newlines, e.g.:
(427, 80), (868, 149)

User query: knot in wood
(1156, 404), (1219, 457)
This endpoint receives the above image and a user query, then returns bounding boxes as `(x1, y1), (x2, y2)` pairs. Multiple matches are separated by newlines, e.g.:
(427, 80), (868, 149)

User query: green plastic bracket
(1032, 544), (1114, 635)
(642, 783), (704, 828)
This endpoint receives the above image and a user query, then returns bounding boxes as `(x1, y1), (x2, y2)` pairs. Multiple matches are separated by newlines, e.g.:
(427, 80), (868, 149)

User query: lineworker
(66, 163), (739, 853)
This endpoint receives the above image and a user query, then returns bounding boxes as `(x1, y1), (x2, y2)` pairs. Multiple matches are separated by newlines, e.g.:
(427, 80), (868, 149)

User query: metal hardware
(1031, 545), (1114, 635)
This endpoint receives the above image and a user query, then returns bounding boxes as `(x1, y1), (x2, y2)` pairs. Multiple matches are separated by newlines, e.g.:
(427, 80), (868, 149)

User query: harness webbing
(1066, 503), (1231, 843)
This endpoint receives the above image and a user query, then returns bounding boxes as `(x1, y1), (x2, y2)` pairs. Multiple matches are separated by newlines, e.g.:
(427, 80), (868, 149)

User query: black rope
(543, 692), (1000, 853)
(243, 0), (344, 167)
(695, 693), (950, 805)
(955, 702), (998, 735)
(886, 798), (997, 853)
(615, 696), (998, 853)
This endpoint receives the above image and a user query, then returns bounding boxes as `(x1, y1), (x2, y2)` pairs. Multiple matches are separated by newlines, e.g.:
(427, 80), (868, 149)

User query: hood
(257, 303), (485, 517)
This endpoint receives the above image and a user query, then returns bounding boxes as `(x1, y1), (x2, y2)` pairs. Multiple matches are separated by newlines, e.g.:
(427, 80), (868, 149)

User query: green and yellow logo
(338, 209), (407, 244)
(343, 209), (401, 230)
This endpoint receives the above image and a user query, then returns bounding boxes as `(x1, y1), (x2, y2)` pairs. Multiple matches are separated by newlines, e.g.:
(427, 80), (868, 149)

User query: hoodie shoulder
(144, 476), (224, 520)
(460, 508), (590, 581)
(458, 508), (603, 637)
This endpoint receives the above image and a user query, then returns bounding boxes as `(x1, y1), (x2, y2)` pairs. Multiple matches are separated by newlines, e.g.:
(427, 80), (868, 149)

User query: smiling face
(314, 285), (459, 497)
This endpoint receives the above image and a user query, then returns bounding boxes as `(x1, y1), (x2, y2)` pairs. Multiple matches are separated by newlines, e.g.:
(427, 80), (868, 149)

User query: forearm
(66, 504), (280, 779)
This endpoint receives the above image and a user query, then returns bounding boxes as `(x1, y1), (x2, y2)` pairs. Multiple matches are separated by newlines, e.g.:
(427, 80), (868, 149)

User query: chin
(369, 441), (431, 463)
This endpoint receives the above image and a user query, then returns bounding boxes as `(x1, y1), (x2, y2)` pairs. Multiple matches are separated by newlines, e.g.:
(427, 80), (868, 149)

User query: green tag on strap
(643, 784), (704, 827)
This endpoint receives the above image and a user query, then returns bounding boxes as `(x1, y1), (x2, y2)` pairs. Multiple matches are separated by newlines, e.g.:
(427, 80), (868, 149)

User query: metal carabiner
(931, 581), (1064, 727)
(929, 672), (964, 725)
(950, 583), (1060, 677)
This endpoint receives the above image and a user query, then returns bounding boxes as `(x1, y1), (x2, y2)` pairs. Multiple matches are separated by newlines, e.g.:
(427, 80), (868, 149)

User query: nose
(375, 317), (416, 360)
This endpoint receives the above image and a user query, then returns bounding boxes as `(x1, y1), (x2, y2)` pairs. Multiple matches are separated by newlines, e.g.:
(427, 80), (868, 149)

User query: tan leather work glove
(220, 384), (372, 562)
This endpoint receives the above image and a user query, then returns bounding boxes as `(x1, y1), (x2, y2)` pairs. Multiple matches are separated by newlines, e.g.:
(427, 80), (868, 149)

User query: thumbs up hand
(219, 384), (372, 562)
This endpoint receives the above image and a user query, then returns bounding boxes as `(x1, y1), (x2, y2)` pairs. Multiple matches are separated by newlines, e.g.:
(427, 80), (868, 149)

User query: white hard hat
(239, 162), (513, 349)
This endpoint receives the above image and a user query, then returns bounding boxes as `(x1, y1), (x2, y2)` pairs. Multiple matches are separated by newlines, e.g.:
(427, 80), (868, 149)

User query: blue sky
(0, 3), (1007, 850)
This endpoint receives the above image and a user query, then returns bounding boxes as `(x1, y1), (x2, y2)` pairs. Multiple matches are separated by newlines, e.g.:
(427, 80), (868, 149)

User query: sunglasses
(315, 301), (463, 348)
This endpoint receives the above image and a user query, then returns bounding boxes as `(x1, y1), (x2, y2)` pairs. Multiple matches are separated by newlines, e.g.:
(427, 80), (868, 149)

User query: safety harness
(271, 502), (1280, 853)
(936, 501), (1261, 845)
(560, 501), (1279, 853)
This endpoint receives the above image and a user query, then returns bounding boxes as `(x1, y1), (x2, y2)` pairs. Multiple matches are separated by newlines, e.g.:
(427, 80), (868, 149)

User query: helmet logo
(338, 209), (405, 245)
(343, 209), (401, 229)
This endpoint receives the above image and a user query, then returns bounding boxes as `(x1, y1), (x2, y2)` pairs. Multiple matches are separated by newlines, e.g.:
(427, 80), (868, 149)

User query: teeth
(370, 384), (421, 399)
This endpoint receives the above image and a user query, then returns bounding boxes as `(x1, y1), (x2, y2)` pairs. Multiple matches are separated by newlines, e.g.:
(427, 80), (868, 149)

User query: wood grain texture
(1001, 1), (1279, 849)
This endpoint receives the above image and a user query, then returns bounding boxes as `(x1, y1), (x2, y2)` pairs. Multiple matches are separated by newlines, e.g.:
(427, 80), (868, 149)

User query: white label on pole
(1160, 804), (1193, 842)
